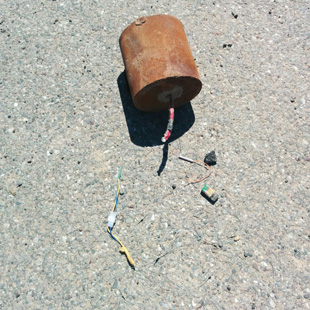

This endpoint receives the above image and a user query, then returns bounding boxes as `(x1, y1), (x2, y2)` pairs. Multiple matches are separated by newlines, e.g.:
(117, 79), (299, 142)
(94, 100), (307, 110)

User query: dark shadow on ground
(117, 71), (195, 147)
(157, 143), (169, 176)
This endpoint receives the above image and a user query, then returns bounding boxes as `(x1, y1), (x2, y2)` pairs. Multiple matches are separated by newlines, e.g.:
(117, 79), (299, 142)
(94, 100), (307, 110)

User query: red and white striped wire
(161, 102), (174, 143)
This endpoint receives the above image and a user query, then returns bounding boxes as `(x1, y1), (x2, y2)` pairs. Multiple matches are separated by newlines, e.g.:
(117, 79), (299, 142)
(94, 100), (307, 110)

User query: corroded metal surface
(119, 15), (202, 112)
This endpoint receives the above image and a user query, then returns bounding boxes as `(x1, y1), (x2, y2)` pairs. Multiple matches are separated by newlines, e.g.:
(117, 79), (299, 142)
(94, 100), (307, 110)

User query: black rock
(204, 151), (217, 166)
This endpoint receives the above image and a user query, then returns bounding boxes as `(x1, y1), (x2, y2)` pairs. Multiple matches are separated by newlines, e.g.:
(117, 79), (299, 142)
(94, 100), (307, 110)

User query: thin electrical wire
(185, 160), (212, 184)
(113, 176), (121, 212)
(106, 167), (135, 268)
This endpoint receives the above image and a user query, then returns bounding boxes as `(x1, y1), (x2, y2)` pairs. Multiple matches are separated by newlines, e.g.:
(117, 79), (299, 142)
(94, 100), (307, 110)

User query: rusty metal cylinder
(119, 15), (202, 112)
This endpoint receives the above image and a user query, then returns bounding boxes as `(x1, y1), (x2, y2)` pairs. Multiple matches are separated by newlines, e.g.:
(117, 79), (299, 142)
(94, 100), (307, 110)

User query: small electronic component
(201, 184), (219, 203)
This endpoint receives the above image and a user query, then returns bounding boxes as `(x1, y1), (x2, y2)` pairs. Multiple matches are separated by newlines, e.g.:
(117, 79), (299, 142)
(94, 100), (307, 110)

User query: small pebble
(260, 262), (269, 271)
(112, 279), (118, 289)
(8, 185), (17, 196)
(269, 298), (276, 308)
(244, 251), (253, 258)
(294, 249), (301, 259)
(252, 263), (259, 271)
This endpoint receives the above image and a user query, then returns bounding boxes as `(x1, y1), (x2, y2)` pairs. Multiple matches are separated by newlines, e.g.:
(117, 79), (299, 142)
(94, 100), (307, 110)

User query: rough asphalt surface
(1, 1), (309, 309)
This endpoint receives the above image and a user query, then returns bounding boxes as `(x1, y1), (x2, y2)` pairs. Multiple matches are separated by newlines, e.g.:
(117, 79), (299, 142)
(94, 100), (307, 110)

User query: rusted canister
(119, 15), (202, 112)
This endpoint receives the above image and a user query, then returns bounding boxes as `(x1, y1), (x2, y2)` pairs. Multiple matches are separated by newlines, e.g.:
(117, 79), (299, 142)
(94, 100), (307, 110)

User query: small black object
(204, 151), (217, 166)
(232, 12), (238, 19)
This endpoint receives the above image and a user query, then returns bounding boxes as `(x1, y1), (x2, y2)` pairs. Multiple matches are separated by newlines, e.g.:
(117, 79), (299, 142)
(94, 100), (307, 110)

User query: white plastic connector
(107, 211), (117, 228)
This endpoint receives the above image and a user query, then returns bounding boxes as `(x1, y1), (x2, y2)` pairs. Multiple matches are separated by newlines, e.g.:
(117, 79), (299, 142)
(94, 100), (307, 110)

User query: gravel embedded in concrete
(0, 1), (309, 309)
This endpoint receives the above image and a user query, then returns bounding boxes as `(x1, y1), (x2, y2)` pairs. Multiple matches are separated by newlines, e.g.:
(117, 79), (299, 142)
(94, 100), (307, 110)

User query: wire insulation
(107, 167), (135, 268)
(161, 98), (175, 143)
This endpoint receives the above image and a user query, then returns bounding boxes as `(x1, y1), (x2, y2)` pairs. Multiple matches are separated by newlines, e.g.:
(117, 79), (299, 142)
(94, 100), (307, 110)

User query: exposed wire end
(179, 155), (194, 163)
(117, 166), (122, 179)
(120, 246), (136, 268)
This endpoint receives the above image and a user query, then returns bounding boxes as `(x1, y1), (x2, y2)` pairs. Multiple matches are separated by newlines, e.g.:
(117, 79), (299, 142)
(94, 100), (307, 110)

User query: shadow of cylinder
(117, 71), (195, 147)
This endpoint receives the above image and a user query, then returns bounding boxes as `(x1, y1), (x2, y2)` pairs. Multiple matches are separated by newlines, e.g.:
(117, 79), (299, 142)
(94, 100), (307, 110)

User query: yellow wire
(107, 174), (136, 268)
